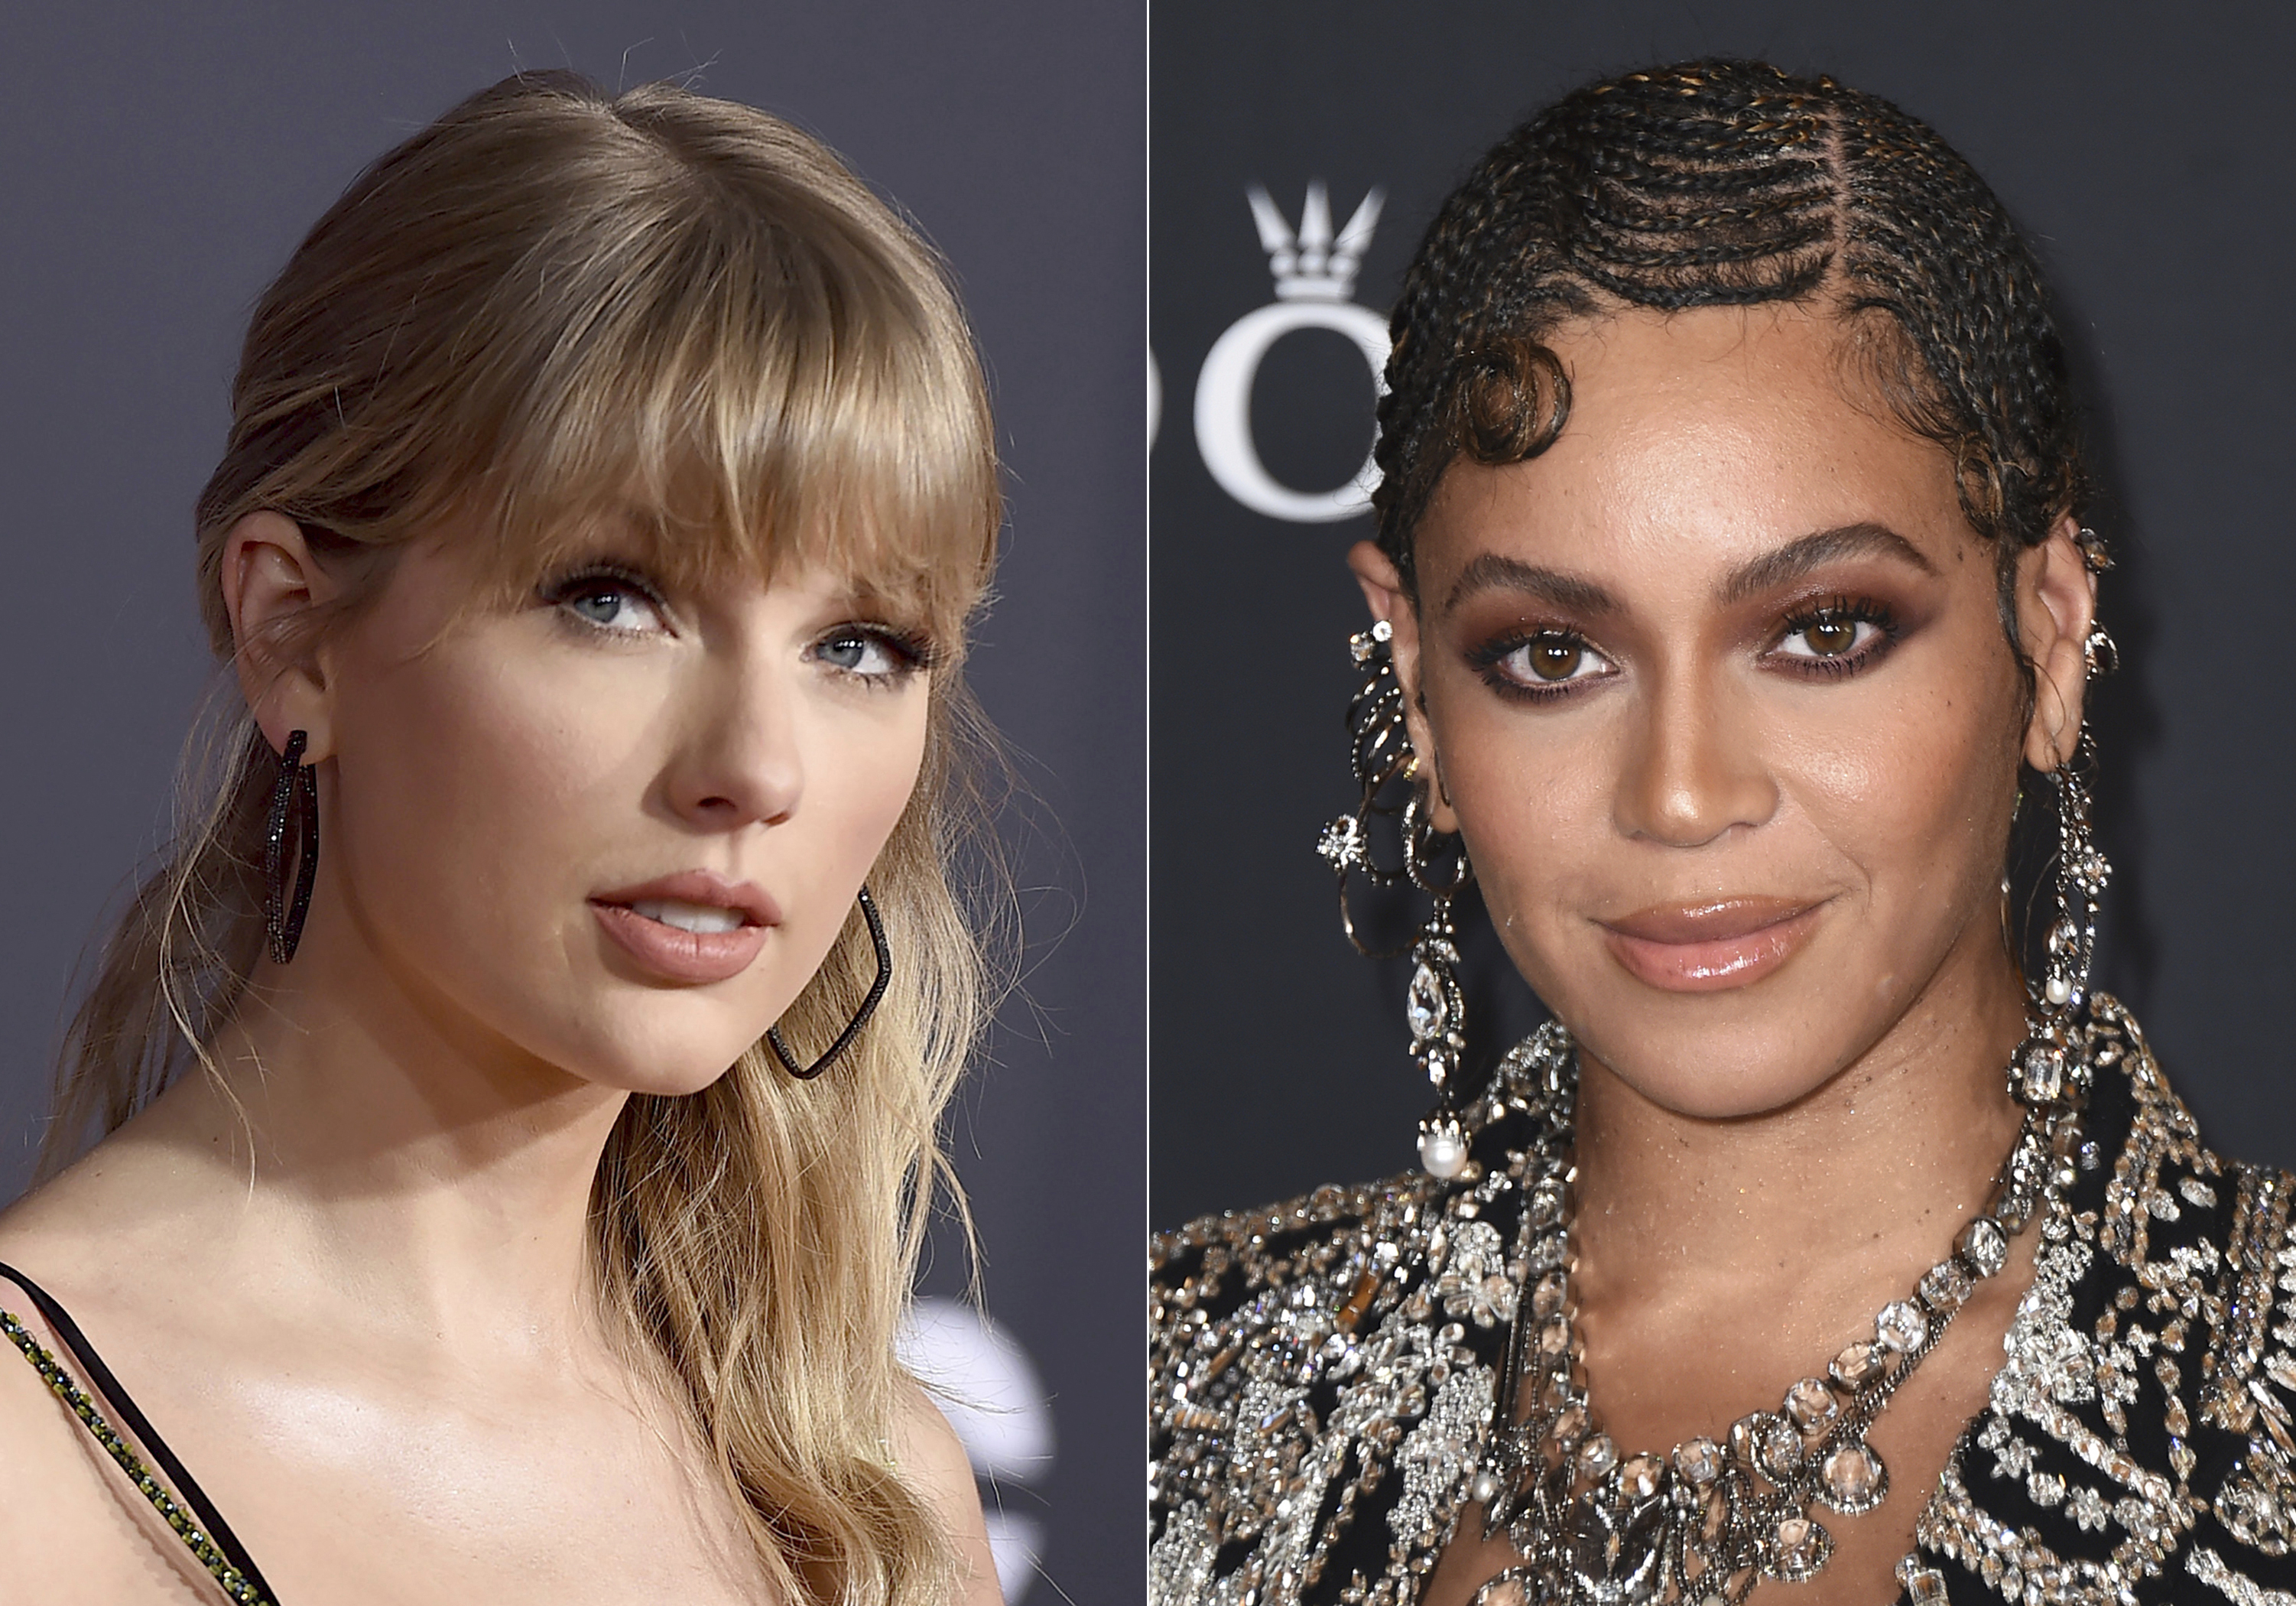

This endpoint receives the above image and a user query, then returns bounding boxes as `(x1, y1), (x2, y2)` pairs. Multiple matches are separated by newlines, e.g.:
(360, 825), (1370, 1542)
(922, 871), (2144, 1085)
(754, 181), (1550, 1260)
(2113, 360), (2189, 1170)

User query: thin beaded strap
(0, 1264), (277, 1605)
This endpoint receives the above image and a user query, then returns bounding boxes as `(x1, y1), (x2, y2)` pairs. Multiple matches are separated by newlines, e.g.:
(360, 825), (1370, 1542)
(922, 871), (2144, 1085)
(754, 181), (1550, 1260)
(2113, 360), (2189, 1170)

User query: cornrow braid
(1373, 58), (2089, 660)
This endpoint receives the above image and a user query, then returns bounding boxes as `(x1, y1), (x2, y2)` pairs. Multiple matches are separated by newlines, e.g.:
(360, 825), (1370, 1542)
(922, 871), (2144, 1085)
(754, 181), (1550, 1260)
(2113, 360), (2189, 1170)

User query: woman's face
(1358, 305), (2095, 1119)
(245, 515), (936, 1098)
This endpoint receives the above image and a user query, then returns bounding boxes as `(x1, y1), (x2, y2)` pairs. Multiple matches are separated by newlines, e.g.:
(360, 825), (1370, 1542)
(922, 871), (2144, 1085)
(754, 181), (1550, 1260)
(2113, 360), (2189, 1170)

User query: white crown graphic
(1247, 181), (1384, 302)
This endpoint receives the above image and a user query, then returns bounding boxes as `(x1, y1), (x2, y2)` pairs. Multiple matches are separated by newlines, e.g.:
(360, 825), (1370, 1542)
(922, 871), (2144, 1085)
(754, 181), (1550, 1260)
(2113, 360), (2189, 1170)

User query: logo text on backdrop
(1193, 184), (1389, 523)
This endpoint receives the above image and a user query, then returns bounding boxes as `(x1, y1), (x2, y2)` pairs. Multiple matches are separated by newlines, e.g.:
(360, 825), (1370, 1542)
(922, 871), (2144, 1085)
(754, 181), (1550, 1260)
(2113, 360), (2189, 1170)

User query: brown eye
(1806, 616), (1858, 655)
(1528, 637), (1583, 681)
(1489, 631), (1610, 692)
(1487, 625), (1616, 694)
(1790, 613), (1866, 657)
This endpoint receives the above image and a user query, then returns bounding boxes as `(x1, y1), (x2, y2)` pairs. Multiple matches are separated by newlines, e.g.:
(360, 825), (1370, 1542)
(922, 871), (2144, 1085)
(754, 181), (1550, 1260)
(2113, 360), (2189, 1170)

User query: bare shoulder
(0, 1291), (91, 1549)
(0, 1151), (219, 1601)
(891, 1377), (975, 1500)
(0, 1270), (211, 1603)
(891, 1379), (1002, 1606)
(0, 1133), (177, 1296)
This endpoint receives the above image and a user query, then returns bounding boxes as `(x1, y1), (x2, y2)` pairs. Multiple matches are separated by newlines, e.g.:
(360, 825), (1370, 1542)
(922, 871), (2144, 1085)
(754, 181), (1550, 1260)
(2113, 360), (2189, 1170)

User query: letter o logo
(1193, 300), (1392, 524)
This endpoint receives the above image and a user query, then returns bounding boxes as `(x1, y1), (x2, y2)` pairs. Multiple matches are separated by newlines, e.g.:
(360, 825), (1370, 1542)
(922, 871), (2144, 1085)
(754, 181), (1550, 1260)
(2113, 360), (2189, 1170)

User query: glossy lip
(589, 870), (781, 986)
(1596, 896), (1824, 993)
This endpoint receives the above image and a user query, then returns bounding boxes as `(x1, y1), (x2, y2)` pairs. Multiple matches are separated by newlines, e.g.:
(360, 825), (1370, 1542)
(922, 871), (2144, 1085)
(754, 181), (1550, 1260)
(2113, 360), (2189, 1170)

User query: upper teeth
(629, 899), (745, 935)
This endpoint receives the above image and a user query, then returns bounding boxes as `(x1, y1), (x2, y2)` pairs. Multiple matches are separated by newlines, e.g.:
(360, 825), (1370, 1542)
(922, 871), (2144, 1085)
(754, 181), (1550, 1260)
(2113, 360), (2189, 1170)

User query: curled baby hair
(46, 69), (1008, 1606)
(1447, 333), (1571, 467)
(1372, 57), (2093, 671)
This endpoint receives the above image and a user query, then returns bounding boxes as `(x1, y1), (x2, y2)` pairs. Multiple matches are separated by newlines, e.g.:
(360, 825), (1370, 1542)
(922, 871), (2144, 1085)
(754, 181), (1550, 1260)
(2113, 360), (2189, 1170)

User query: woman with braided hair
(1151, 60), (2296, 1606)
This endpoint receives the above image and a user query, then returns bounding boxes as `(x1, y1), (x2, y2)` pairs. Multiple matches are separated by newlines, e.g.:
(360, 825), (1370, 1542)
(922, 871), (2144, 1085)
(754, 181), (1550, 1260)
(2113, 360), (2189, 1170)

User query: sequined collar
(1151, 997), (2296, 1606)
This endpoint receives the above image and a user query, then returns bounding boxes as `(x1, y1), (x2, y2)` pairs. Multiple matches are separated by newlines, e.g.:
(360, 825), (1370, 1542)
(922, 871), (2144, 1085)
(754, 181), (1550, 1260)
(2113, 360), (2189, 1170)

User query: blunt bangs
(198, 73), (999, 658)
(471, 154), (1000, 649)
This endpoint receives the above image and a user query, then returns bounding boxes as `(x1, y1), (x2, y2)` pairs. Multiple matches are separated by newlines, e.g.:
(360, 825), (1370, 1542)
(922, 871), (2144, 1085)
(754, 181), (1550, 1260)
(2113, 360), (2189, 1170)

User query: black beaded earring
(767, 886), (893, 1081)
(263, 730), (320, 964)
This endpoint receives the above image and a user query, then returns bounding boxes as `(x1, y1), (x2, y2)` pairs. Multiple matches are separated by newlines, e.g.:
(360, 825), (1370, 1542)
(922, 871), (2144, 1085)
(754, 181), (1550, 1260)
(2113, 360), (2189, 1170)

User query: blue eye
(818, 634), (881, 671)
(570, 587), (635, 626)
(812, 626), (930, 682)
(542, 567), (669, 636)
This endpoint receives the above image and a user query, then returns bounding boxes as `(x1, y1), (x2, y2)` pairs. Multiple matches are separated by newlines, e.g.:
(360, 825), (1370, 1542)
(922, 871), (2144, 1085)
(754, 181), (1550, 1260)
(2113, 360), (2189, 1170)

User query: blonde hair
(43, 72), (1003, 1606)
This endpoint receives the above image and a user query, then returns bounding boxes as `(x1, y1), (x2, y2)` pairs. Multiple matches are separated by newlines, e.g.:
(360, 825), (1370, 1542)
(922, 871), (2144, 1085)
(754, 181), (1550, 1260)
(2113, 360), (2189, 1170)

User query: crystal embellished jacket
(1149, 998), (2296, 1606)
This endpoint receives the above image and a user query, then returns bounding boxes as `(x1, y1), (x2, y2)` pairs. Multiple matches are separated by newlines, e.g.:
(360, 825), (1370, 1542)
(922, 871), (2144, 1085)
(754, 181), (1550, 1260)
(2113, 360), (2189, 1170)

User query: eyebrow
(1442, 554), (1622, 618)
(1440, 521), (1937, 619)
(1718, 522), (1937, 603)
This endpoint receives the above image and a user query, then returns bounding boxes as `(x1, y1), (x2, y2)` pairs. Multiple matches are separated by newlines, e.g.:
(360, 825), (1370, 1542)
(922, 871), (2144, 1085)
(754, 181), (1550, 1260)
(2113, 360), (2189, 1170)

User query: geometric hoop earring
(766, 884), (892, 1081)
(263, 728), (320, 965)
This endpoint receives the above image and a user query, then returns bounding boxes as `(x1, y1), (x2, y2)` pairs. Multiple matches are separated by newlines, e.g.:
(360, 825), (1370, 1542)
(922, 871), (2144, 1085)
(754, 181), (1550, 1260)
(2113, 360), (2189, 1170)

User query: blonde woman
(0, 72), (1005, 1605)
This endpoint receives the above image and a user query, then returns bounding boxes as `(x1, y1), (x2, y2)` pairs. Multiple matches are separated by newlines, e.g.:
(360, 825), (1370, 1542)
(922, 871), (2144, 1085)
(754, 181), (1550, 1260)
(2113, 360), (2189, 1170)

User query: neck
(1567, 941), (2033, 1316)
(135, 903), (628, 1359)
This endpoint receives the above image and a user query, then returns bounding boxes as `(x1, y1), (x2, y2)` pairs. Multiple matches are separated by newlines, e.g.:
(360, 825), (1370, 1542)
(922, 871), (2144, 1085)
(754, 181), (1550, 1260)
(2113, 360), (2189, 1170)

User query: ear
(222, 512), (341, 762)
(1346, 539), (1458, 833)
(2016, 514), (2100, 773)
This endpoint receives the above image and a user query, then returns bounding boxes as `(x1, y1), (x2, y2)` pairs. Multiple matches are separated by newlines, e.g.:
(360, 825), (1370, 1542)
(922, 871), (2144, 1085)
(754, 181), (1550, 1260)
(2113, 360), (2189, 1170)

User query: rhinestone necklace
(1467, 1029), (2090, 1606)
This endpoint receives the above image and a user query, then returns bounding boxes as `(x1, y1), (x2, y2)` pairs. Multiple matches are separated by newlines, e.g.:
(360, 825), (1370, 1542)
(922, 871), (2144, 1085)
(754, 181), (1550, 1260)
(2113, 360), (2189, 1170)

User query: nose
(1612, 662), (1777, 849)
(663, 646), (804, 830)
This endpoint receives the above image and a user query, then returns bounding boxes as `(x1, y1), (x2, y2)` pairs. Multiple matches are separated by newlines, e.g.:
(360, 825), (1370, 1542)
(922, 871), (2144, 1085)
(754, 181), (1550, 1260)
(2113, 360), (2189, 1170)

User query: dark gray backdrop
(0, 4), (1141, 1601)
(1151, 0), (2296, 1225)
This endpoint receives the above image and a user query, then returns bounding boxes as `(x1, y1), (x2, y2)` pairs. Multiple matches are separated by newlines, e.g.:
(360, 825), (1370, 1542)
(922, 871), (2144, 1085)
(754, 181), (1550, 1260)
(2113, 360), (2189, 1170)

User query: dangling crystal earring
(2012, 536), (2116, 1107)
(2035, 726), (2107, 1016)
(1317, 620), (1476, 1178)
(1404, 797), (1473, 1178)
(264, 729), (320, 964)
(1316, 620), (1416, 959)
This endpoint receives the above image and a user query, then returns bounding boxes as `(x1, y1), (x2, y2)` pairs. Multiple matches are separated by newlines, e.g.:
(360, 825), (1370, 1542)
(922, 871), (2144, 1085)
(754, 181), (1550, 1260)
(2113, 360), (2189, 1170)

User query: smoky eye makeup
(1455, 584), (1915, 704)
(1761, 593), (1907, 678)
(1463, 623), (1619, 702)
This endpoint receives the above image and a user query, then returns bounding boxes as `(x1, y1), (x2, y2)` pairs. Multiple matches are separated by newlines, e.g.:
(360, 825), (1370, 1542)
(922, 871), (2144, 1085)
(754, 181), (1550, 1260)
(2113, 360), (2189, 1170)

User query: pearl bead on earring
(1418, 1118), (1467, 1179)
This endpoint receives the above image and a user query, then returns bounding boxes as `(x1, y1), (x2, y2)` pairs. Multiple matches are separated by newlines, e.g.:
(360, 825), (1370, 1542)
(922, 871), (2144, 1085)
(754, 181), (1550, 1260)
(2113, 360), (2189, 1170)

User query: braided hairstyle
(1373, 59), (2090, 664)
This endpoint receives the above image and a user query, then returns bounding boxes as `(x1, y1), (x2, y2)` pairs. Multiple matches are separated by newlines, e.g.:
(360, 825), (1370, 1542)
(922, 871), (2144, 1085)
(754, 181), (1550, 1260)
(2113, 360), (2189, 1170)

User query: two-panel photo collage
(0, 3), (2288, 1602)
